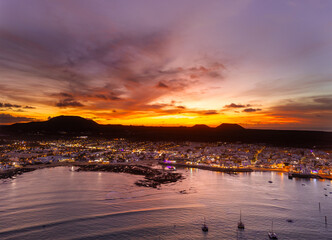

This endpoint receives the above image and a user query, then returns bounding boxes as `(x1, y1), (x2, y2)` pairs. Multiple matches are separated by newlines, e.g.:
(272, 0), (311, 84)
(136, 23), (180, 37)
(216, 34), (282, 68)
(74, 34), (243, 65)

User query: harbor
(0, 166), (331, 239)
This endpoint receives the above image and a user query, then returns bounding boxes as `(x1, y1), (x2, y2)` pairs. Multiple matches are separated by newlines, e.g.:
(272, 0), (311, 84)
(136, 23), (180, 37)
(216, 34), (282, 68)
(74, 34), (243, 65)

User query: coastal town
(1, 138), (331, 180)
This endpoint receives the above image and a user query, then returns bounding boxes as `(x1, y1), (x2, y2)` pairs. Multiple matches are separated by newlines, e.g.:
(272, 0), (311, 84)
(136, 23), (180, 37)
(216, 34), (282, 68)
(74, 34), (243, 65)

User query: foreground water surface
(0, 167), (331, 240)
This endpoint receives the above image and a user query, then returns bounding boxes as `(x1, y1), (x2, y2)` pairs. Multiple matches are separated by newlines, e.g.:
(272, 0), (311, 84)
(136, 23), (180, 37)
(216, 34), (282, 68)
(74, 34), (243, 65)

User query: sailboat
(237, 210), (245, 229)
(202, 217), (208, 232)
(268, 220), (278, 239)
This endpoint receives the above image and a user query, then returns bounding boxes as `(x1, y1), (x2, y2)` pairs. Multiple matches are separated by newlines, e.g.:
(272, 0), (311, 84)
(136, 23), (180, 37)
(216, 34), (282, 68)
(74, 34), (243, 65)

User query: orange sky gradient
(0, 0), (331, 131)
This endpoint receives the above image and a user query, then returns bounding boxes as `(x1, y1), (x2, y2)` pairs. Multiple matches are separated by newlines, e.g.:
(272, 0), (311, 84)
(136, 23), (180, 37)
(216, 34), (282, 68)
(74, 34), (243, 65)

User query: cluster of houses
(0, 139), (331, 175)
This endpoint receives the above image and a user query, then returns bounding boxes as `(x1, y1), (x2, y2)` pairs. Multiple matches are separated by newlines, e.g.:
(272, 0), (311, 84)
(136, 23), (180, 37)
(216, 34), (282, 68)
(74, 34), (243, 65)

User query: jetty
(76, 164), (182, 188)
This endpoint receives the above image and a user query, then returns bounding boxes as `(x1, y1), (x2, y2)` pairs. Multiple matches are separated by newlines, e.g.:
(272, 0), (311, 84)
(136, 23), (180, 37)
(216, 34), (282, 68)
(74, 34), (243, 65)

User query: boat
(268, 231), (278, 239)
(288, 172), (293, 179)
(237, 210), (245, 229)
(202, 217), (208, 232)
(165, 166), (176, 171)
(268, 221), (278, 239)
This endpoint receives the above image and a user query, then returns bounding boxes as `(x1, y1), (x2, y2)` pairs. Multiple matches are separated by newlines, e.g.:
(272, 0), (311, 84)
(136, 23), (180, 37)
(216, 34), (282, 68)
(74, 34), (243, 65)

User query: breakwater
(0, 167), (36, 179)
(76, 164), (182, 188)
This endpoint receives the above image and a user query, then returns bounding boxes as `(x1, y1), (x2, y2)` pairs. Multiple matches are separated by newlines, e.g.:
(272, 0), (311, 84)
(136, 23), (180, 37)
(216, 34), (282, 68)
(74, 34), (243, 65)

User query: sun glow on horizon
(0, 1), (331, 131)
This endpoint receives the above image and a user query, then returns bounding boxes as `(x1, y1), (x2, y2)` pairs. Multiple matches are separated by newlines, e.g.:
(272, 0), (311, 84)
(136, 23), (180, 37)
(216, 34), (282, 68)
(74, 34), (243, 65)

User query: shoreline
(159, 161), (253, 173)
(76, 163), (182, 188)
(160, 162), (332, 180)
(0, 162), (183, 188)
(1, 161), (331, 183)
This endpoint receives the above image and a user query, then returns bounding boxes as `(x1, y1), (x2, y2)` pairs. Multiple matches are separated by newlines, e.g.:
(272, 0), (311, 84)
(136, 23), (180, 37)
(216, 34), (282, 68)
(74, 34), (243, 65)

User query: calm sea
(0, 167), (331, 240)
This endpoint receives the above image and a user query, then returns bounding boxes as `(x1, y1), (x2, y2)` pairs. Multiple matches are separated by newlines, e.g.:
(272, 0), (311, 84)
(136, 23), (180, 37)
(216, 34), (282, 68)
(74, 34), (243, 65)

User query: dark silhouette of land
(1, 116), (331, 148)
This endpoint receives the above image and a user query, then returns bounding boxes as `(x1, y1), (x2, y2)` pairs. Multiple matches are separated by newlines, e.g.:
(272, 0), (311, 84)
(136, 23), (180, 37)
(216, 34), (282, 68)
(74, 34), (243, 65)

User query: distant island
(1, 115), (331, 148)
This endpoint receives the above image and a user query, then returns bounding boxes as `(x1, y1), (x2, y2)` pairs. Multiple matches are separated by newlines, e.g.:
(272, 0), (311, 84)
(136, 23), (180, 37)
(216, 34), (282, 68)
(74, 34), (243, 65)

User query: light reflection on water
(0, 167), (331, 240)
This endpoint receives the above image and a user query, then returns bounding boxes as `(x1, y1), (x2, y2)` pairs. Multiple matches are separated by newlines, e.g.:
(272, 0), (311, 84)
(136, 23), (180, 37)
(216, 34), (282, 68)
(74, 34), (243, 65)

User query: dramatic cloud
(23, 106), (36, 109)
(0, 102), (35, 110)
(0, 113), (34, 124)
(156, 82), (169, 88)
(203, 110), (219, 115)
(243, 108), (262, 113)
(0, 1), (331, 129)
(224, 103), (250, 108)
(264, 95), (332, 130)
(56, 98), (84, 108)
(271, 96), (332, 113)
(94, 93), (121, 101)
(0, 103), (21, 108)
(313, 97), (332, 107)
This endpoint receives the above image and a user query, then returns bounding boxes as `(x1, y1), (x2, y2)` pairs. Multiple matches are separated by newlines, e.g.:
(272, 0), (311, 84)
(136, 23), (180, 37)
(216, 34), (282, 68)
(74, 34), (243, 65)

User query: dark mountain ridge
(216, 123), (245, 131)
(7, 116), (99, 133)
(1, 116), (331, 148)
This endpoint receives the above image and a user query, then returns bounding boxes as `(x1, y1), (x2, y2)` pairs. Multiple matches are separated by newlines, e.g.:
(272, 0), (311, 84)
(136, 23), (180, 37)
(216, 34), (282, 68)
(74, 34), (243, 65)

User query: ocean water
(0, 167), (331, 240)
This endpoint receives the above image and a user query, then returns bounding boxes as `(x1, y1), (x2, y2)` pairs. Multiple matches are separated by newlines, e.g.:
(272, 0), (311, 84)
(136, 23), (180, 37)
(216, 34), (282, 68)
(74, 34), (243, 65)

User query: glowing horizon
(0, 0), (331, 131)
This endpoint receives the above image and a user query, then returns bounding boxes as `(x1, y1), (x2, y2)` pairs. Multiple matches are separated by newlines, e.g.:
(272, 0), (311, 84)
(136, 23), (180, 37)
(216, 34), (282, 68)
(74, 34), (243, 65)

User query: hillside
(1, 116), (331, 148)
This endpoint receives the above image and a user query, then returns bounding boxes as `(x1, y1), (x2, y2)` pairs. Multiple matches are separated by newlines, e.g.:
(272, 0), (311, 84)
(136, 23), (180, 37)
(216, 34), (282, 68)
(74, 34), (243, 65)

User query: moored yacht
(268, 221), (278, 239)
(202, 217), (208, 232)
(237, 210), (244, 229)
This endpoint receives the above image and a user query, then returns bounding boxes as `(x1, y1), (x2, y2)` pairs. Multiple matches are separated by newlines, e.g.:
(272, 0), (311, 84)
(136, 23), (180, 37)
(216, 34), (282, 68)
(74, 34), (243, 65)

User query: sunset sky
(0, 0), (331, 130)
